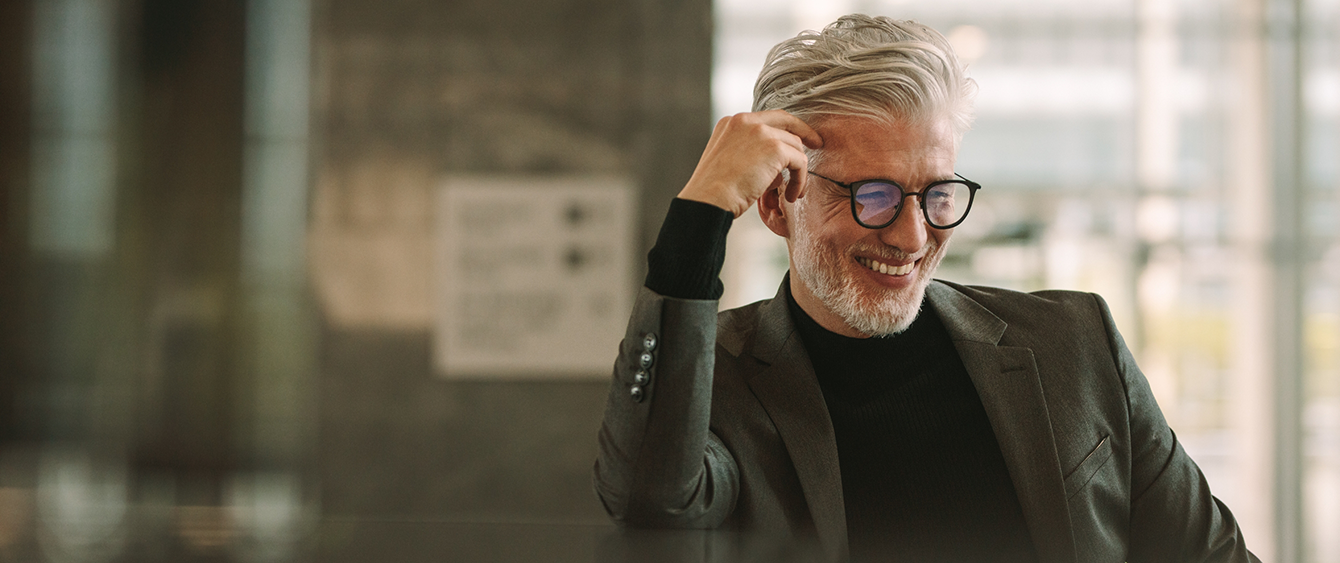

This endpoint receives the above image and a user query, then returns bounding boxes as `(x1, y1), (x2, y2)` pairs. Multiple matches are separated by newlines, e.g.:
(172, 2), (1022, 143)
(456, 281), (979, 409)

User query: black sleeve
(644, 198), (734, 300)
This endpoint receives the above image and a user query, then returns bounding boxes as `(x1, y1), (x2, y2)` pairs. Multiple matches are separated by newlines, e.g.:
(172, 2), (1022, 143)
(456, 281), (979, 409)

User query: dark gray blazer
(594, 279), (1257, 563)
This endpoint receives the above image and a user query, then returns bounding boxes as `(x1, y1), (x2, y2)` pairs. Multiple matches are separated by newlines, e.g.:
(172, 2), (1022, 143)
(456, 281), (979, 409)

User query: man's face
(783, 115), (958, 338)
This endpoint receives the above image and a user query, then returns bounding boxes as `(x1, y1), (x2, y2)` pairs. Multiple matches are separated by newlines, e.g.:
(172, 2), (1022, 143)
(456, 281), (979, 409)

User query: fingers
(781, 144), (809, 203)
(719, 110), (821, 153)
(748, 111), (817, 203)
(680, 110), (821, 216)
(785, 170), (805, 203)
(757, 110), (823, 150)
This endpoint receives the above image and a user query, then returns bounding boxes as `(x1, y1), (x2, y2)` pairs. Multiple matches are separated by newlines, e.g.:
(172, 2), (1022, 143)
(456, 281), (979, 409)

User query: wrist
(677, 183), (745, 217)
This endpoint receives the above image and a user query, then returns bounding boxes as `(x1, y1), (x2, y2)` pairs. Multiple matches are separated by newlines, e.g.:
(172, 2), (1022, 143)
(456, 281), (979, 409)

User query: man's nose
(876, 203), (929, 253)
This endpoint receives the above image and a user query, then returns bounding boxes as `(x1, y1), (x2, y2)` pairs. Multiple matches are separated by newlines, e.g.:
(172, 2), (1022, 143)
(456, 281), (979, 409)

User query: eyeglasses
(808, 171), (981, 230)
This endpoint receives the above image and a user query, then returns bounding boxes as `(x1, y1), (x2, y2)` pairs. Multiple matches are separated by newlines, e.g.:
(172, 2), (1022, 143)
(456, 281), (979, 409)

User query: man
(594, 14), (1257, 563)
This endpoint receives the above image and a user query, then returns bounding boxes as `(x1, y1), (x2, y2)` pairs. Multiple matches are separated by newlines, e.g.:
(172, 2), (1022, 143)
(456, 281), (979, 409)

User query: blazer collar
(737, 279), (1078, 563)
(926, 281), (1078, 563)
(741, 278), (849, 562)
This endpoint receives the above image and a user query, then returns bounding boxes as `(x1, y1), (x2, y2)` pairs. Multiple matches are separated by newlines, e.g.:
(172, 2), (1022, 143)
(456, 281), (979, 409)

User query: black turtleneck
(646, 198), (1037, 562)
(786, 291), (1035, 563)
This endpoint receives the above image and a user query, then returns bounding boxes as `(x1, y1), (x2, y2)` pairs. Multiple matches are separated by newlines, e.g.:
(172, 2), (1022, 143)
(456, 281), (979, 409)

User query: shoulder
(935, 278), (1099, 307)
(930, 279), (1116, 348)
(717, 298), (770, 328)
(934, 279), (1106, 322)
(715, 299), (771, 358)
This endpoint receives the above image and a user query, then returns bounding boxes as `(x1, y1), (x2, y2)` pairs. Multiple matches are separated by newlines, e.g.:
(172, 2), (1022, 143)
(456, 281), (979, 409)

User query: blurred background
(0, 0), (1336, 562)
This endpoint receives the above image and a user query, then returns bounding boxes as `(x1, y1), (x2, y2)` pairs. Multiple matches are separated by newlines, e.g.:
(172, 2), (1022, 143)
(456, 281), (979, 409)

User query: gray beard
(790, 222), (945, 337)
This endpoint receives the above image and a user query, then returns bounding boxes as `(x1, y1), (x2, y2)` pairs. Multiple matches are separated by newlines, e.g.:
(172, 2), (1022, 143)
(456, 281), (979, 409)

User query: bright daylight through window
(715, 0), (1340, 561)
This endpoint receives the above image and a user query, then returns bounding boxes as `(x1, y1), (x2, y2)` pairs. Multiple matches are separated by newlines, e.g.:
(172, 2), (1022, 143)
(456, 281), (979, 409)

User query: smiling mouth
(857, 256), (914, 276)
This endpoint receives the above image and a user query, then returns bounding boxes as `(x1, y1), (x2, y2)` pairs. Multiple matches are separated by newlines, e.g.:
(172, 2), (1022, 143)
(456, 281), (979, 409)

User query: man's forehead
(812, 114), (952, 140)
(812, 115), (958, 172)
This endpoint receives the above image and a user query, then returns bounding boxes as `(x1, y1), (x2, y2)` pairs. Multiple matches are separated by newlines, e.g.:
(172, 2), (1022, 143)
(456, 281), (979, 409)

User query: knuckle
(721, 113), (754, 133)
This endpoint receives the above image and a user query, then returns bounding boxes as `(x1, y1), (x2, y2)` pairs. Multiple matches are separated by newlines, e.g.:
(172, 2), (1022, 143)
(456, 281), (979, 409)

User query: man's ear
(758, 185), (791, 238)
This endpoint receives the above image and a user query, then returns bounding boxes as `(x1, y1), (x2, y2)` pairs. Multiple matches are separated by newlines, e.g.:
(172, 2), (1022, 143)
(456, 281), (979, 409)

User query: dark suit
(594, 278), (1257, 563)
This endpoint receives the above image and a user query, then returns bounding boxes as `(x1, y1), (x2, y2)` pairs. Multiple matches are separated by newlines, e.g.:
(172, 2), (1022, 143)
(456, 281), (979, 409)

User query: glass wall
(2, 0), (1332, 560)
(1, 0), (716, 561)
(716, 0), (1339, 561)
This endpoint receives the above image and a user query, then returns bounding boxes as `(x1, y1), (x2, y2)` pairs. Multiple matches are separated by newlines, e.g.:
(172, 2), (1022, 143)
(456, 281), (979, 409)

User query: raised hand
(677, 111), (824, 218)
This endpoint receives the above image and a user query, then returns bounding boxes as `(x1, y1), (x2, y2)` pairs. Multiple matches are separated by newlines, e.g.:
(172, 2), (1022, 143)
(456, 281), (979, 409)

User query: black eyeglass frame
(807, 171), (982, 230)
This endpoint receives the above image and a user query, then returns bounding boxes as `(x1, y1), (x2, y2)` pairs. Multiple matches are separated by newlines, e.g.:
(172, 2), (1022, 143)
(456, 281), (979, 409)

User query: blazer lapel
(741, 281), (848, 562)
(926, 281), (1078, 563)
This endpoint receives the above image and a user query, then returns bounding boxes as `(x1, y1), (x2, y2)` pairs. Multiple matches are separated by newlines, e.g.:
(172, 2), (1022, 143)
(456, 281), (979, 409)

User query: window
(715, 0), (1340, 560)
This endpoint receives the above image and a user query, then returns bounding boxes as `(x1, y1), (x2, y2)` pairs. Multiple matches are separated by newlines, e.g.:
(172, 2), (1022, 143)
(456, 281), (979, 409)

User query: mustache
(848, 239), (939, 263)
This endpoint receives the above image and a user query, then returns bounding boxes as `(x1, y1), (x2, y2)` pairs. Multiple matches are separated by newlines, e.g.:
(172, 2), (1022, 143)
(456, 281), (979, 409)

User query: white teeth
(860, 257), (914, 276)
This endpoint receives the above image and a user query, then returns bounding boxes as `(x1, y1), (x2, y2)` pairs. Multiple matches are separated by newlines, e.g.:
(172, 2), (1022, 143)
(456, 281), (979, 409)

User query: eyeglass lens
(853, 181), (970, 228)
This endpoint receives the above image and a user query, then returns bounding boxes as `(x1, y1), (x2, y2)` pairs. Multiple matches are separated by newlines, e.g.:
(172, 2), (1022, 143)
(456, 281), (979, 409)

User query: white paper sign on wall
(434, 176), (635, 378)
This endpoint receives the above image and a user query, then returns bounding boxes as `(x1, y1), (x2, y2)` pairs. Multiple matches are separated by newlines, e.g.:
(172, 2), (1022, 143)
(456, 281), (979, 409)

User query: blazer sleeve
(1095, 295), (1260, 563)
(593, 286), (740, 528)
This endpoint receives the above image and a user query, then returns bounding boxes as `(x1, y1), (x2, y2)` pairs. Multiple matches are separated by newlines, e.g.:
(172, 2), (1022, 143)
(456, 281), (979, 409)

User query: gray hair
(752, 15), (977, 140)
